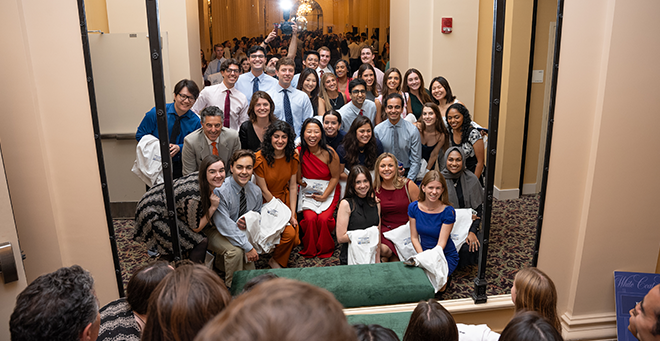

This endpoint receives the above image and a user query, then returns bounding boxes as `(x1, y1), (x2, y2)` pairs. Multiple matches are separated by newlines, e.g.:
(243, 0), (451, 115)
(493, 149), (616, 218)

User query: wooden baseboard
(110, 201), (137, 219)
(560, 311), (617, 341)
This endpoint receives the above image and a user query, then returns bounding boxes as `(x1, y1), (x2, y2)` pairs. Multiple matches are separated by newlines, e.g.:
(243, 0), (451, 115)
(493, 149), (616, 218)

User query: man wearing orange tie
(182, 106), (240, 175)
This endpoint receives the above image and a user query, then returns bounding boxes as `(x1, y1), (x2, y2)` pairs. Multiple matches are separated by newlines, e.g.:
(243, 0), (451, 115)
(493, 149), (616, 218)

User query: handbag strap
(404, 179), (411, 203)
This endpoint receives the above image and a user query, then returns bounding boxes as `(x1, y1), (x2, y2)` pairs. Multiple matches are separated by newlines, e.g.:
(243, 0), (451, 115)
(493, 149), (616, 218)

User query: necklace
(329, 95), (339, 108)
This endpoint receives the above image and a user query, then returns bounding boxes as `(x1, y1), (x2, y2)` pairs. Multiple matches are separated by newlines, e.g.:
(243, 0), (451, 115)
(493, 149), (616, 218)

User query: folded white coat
(411, 246), (449, 293)
(131, 134), (163, 187)
(239, 198), (291, 254)
(451, 208), (474, 252)
(347, 226), (379, 265)
(297, 178), (334, 214)
(382, 222), (417, 262)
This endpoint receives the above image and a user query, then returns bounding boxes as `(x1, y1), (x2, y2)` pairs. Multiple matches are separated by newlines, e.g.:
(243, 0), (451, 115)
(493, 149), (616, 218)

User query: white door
(0, 144), (28, 339)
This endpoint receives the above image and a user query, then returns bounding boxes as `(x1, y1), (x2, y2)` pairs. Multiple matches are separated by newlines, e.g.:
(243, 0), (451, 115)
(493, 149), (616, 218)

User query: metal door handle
(0, 242), (18, 283)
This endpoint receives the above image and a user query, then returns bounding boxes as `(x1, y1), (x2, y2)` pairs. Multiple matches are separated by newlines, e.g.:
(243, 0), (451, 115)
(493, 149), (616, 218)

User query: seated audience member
(441, 147), (483, 269)
(629, 283), (660, 341)
(512, 267), (562, 333)
(339, 78), (379, 131)
(403, 299), (458, 341)
(354, 324), (400, 341)
(409, 171), (458, 293)
(317, 46), (334, 75)
(335, 59), (352, 102)
(374, 93), (422, 181)
(239, 91), (278, 152)
(267, 57), (313, 139)
(291, 50), (320, 88)
(352, 46), (385, 94)
(296, 68), (322, 117)
(376, 68), (412, 122)
(203, 44), (226, 83)
(499, 312), (564, 341)
(336, 165), (381, 265)
(254, 121), (301, 268)
(374, 153), (420, 262)
(195, 278), (357, 341)
(133, 156), (227, 263)
(417, 103), (450, 171)
(357, 63), (379, 101)
(403, 68), (434, 120)
(337, 116), (383, 177)
(319, 73), (347, 113)
(323, 110), (346, 151)
(192, 59), (249, 131)
(446, 103), (485, 180)
(136, 79), (201, 179)
(241, 273), (280, 294)
(235, 46), (279, 102)
(182, 106), (240, 175)
(206, 150), (262, 287)
(97, 261), (173, 341)
(297, 118), (341, 259)
(141, 263), (231, 341)
(10, 265), (100, 341)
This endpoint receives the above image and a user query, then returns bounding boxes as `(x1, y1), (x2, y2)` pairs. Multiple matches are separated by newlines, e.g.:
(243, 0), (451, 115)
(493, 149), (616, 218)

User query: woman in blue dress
(408, 170), (459, 292)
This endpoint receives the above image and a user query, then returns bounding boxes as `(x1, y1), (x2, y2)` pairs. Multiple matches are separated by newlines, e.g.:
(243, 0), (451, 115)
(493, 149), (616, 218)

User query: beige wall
(1, 0), (118, 304)
(85, 0), (109, 33)
(473, 0), (493, 127)
(538, 0), (660, 338)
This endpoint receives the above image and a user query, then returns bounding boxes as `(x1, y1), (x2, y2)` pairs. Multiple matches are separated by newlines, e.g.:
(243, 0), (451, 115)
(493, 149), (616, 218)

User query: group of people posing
(134, 27), (487, 291)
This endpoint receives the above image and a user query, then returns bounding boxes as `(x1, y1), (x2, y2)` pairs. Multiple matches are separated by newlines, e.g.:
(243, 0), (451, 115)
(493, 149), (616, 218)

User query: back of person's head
(10, 265), (99, 341)
(513, 267), (561, 332)
(241, 273), (279, 293)
(402, 299), (458, 341)
(125, 261), (173, 315)
(141, 263), (231, 341)
(194, 278), (356, 341)
(354, 323), (400, 341)
(499, 311), (564, 341)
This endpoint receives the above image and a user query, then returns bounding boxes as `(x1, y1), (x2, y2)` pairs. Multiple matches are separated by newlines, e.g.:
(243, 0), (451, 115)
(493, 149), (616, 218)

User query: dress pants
(204, 226), (255, 288)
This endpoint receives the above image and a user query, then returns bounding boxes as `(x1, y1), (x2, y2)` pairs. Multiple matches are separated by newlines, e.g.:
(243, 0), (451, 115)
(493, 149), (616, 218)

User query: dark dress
(328, 93), (346, 111)
(239, 120), (263, 152)
(421, 141), (437, 164)
(326, 130), (346, 152)
(448, 177), (482, 268)
(339, 196), (380, 265)
(336, 138), (384, 170)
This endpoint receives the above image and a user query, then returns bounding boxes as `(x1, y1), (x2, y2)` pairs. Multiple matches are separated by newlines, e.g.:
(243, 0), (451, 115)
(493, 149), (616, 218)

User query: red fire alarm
(442, 17), (453, 34)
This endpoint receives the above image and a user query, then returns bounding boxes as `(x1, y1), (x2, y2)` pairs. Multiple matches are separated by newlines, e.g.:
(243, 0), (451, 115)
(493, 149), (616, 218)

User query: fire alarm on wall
(442, 17), (453, 34)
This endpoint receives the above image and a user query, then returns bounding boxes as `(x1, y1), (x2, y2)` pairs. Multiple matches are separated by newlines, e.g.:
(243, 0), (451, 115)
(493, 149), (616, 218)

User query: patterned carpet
(113, 195), (539, 300)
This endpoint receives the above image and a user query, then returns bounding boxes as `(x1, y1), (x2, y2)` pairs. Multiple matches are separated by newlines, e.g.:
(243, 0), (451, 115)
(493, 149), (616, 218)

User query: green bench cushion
(231, 262), (434, 308)
(347, 312), (413, 339)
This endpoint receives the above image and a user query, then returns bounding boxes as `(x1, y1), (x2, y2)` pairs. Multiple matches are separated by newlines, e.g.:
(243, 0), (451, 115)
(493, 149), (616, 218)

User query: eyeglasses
(250, 54), (265, 59)
(225, 68), (240, 74)
(351, 89), (367, 95)
(178, 94), (195, 102)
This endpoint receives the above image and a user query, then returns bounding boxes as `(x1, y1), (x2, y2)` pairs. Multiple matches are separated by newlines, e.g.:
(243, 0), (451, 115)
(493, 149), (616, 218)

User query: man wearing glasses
(136, 79), (201, 179)
(234, 46), (278, 102)
(192, 59), (249, 131)
(338, 78), (378, 132)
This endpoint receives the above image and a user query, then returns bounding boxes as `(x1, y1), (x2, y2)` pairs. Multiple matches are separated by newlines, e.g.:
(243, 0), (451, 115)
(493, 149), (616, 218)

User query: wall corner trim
(493, 185), (519, 201)
(560, 311), (616, 341)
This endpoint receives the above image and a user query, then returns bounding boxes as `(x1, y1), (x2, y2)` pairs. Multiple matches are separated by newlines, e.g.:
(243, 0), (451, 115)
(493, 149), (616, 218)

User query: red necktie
(224, 89), (231, 128)
(211, 142), (219, 156)
(359, 109), (363, 116)
(320, 70), (324, 77)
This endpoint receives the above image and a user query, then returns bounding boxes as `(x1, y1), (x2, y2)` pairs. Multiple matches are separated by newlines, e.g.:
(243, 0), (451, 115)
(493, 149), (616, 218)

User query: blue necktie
(252, 77), (260, 95)
(282, 89), (294, 129)
(391, 124), (402, 162)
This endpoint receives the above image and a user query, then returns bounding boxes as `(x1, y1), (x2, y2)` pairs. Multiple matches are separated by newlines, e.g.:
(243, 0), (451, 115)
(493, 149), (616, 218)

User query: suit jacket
(182, 128), (240, 175)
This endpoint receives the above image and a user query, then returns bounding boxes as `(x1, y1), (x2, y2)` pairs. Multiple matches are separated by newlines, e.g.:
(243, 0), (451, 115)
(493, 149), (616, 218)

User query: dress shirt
(353, 66), (384, 94)
(203, 57), (226, 81)
(316, 66), (334, 77)
(235, 71), (279, 102)
(290, 73), (301, 89)
(348, 42), (361, 58)
(191, 82), (249, 131)
(212, 176), (262, 252)
(267, 84), (313, 138)
(136, 103), (201, 162)
(338, 100), (377, 132)
(374, 118), (422, 180)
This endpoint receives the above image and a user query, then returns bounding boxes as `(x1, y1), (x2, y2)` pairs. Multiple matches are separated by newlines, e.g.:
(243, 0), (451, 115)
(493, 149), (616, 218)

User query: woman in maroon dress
(373, 152), (420, 262)
(297, 118), (342, 258)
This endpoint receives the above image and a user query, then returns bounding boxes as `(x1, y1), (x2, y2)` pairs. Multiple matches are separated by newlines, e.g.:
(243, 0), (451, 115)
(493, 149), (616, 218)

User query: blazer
(182, 128), (240, 175)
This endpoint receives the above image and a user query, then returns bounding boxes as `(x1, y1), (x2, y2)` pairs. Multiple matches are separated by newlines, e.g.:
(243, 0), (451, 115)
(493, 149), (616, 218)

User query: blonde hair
(319, 72), (339, 113)
(513, 267), (561, 333)
(418, 170), (451, 206)
(374, 153), (406, 192)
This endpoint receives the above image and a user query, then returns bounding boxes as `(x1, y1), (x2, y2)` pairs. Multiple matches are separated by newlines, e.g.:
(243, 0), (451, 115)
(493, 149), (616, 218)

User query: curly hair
(445, 103), (474, 145)
(261, 120), (296, 167)
(342, 116), (378, 170)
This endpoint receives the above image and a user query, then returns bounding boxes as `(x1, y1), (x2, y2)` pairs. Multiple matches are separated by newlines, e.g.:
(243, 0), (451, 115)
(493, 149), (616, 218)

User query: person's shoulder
(222, 127), (239, 139)
(184, 128), (204, 141)
(246, 180), (262, 195)
(239, 120), (252, 130)
(408, 200), (419, 212)
(375, 120), (390, 130)
(364, 100), (377, 110)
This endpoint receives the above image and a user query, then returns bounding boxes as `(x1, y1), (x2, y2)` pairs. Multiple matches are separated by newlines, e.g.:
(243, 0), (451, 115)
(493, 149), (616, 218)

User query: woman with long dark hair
(239, 91), (278, 152)
(253, 121), (300, 268)
(403, 68), (434, 120)
(416, 103), (450, 171)
(335, 59), (352, 103)
(357, 63), (378, 101)
(296, 68), (322, 117)
(336, 165), (381, 265)
(446, 103), (485, 180)
(376, 68), (412, 122)
(297, 118), (341, 258)
(336, 115), (383, 178)
(429, 76), (459, 118)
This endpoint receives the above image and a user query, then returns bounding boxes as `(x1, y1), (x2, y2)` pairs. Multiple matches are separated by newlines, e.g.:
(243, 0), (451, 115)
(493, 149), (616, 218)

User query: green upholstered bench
(230, 262), (434, 308)
(347, 312), (413, 339)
